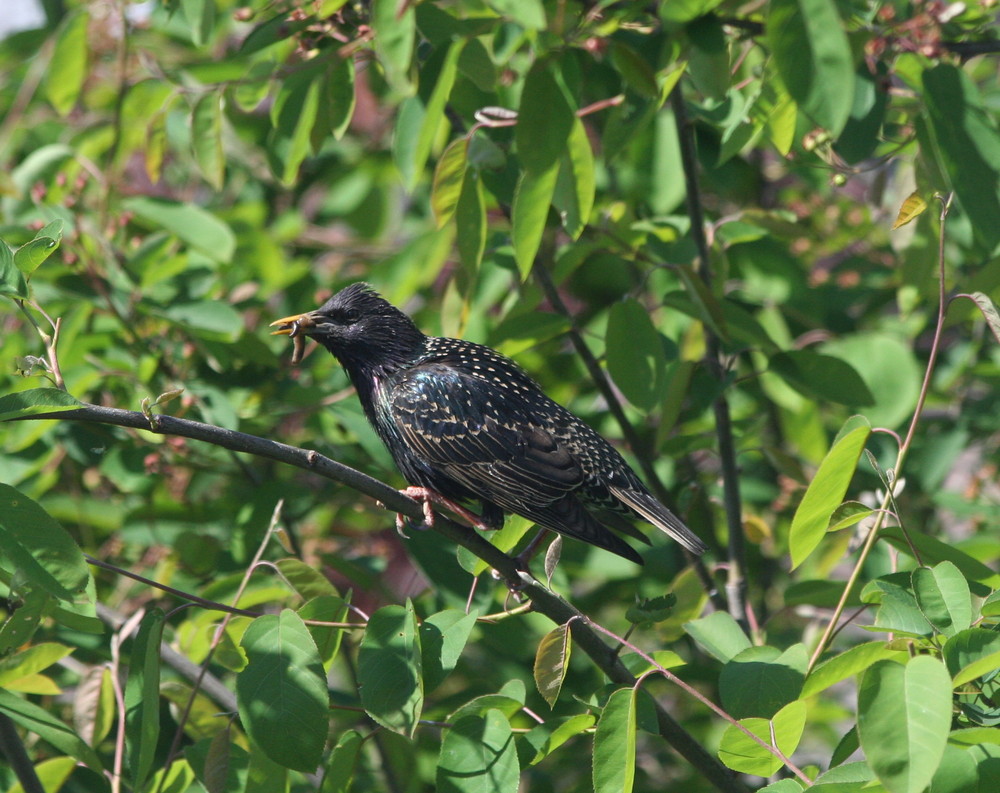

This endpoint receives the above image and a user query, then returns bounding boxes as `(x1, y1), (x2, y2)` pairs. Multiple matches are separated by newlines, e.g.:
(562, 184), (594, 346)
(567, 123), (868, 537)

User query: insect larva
(289, 320), (305, 364)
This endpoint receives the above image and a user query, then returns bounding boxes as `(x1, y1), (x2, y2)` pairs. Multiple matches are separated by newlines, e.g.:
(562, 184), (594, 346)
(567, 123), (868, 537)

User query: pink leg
(397, 486), (496, 532)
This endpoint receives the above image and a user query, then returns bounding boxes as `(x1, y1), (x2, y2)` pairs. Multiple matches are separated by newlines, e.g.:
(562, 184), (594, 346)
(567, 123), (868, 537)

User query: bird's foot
(396, 487), (497, 532)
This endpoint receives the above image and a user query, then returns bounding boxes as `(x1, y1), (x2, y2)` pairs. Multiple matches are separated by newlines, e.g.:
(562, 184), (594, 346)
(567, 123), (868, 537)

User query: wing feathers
(609, 486), (707, 555)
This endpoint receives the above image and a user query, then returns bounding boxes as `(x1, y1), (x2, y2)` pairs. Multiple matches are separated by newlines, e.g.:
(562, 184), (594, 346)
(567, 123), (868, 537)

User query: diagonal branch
(16, 404), (746, 793)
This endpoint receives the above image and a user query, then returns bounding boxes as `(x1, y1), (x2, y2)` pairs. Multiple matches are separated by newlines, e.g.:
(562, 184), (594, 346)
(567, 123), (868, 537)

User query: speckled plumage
(274, 283), (706, 563)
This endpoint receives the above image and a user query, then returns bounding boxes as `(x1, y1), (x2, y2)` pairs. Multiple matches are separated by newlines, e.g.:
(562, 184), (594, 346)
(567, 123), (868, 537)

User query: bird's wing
(387, 360), (650, 563)
(389, 362), (583, 504)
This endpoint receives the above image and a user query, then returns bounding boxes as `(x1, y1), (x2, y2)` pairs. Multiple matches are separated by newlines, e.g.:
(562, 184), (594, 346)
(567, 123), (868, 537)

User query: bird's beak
(269, 312), (317, 337)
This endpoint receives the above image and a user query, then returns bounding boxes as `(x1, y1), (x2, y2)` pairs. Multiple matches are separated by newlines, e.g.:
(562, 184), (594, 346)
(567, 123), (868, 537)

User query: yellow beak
(269, 312), (316, 337)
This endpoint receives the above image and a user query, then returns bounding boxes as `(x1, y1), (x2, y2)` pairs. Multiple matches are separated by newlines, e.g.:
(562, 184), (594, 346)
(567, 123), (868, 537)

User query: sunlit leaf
(858, 657), (951, 793)
(789, 418), (871, 568)
(892, 191), (928, 230)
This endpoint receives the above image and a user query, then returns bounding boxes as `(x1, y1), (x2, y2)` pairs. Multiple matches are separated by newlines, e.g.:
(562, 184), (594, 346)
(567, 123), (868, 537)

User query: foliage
(2, 1), (1000, 792)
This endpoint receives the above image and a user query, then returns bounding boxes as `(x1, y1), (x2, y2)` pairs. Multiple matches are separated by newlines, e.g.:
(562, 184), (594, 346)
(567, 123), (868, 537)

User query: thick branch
(18, 404), (745, 793)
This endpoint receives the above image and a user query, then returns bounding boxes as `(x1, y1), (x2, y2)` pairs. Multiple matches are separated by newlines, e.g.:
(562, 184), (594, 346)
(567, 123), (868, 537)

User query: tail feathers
(530, 495), (644, 565)
(609, 486), (707, 555)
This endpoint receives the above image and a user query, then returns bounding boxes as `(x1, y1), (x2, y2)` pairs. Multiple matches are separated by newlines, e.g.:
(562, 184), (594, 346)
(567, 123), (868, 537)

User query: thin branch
(670, 85), (749, 629)
(806, 193), (954, 672)
(14, 402), (746, 793)
(0, 714), (45, 793)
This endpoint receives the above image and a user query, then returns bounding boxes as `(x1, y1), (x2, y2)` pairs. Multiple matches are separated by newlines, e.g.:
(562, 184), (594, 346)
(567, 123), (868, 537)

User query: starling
(271, 283), (706, 563)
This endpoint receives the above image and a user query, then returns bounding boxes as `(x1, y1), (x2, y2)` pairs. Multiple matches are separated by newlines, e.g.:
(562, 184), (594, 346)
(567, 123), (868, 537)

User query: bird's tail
(609, 486), (707, 555)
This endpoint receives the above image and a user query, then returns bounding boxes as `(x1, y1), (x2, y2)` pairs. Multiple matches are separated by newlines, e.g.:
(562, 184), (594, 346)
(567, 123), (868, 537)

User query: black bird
(271, 283), (706, 563)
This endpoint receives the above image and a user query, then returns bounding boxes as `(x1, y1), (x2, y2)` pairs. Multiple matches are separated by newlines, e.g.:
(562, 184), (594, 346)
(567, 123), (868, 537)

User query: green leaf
(448, 692), (523, 724)
(372, 0), (415, 97)
(879, 526), (1000, 588)
(455, 168), (486, 274)
(718, 699), (807, 777)
(123, 197), (235, 263)
(320, 730), (363, 793)
(15, 221), (63, 275)
(0, 589), (50, 654)
(534, 623), (572, 709)
(326, 55), (356, 141)
(420, 609), (477, 693)
(192, 92), (225, 190)
(659, 0), (726, 26)
(236, 610), (329, 771)
(245, 743), (288, 793)
(45, 12), (89, 115)
(610, 42), (660, 99)
(162, 300), (241, 341)
(912, 561), (973, 637)
(0, 689), (103, 771)
(789, 418), (871, 568)
(180, 0), (215, 46)
(0, 239), (28, 297)
(605, 298), (669, 411)
(358, 602), (424, 736)
(298, 595), (351, 667)
(0, 484), (93, 605)
(719, 645), (807, 719)
(524, 713), (596, 765)
(275, 558), (340, 600)
(923, 64), (1000, 251)
(684, 611), (751, 663)
(270, 73), (322, 186)
(233, 60), (273, 113)
(125, 608), (166, 793)
(768, 350), (874, 407)
(757, 781), (804, 793)
(553, 118), (595, 239)
(767, 0), (853, 136)
(959, 292), (1000, 346)
(0, 388), (81, 422)
(409, 40), (465, 190)
(943, 628), (1000, 688)
(858, 657), (952, 793)
(516, 61), (575, 175)
(929, 745), (980, 793)
(484, 0), (546, 30)
(431, 137), (468, 227)
(593, 688), (639, 793)
(438, 710), (519, 793)
(860, 573), (933, 637)
(0, 643), (73, 688)
(512, 165), (558, 279)
(802, 642), (907, 698)
(687, 15), (730, 101)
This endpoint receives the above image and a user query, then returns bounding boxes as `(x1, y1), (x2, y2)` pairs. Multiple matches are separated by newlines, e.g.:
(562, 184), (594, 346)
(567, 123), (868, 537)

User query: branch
(16, 403), (746, 793)
(670, 86), (749, 630)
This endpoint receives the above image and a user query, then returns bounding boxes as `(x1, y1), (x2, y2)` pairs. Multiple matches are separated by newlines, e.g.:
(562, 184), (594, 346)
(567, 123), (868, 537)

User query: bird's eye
(342, 308), (361, 323)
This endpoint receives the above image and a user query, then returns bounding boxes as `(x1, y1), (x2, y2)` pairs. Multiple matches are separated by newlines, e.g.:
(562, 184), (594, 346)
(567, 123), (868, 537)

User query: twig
(594, 625), (812, 786)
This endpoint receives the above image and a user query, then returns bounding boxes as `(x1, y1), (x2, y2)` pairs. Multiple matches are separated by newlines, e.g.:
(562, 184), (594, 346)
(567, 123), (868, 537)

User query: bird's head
(270, 283), (426, 371)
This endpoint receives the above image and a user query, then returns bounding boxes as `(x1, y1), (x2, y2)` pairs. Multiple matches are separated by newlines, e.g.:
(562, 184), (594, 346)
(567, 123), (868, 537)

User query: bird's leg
(513, 528), (552, 570)
(396, 486), (497, 532)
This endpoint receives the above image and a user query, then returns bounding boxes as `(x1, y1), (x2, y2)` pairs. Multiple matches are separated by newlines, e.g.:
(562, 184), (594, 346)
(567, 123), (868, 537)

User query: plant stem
(806, 193), (953, 672)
